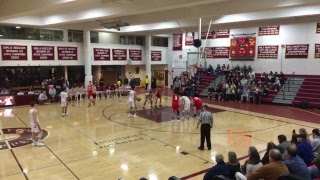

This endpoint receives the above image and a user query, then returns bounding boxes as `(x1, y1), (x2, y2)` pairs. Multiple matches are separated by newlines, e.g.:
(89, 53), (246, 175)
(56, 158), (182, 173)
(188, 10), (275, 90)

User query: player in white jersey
(29, 102), (44, 147)
(60, 87), (68, 116)
(143, 89), (153, 109)
(180, 94), (191, 120)
(128, 86), (138, 118)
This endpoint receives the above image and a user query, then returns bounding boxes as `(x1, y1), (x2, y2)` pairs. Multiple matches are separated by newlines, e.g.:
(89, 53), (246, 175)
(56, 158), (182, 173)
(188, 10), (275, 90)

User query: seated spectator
(196, 75), (201, 85)
(226, 64), (231, 71)
(284, 143), (311, 180)
(308, 154), (320, 179)
(272, 77), (281, 91)
(311, 128), (320, 157)
(189, 84), (197, 96)
(261, 142), (277, 165)
(297, 134), (313, 166)
(226, 151), (240, 180)
(241, 85), (249, 102)
(240, 76), (248, 86)
(277, 134), (290, 156)
(299, 128), (311, 143)
(207, 85), (215, 99)
(246, 149), (289, 180)
(203, 154), (230, 180)
(208, 65), (214, 74)
(279, 72), (285, 85)
(236, 85), (243, 102)
(221, 64), (226, 72)
(236, 146), (262, 180)
(215, 64), (221, 74)
(38, 91), (48, 104)
(49, 87), (57, 102)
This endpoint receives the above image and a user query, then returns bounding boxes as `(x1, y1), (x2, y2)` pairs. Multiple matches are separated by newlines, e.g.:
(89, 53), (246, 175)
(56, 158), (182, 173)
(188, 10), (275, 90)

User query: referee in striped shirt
(196, 105), (213, 150)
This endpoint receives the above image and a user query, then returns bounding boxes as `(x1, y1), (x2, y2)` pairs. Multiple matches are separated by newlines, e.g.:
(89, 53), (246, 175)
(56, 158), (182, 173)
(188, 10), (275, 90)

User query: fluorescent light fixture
(0, 35), (3, 37)
(148, 173), (158, 180)
(16, 26), (21, 29)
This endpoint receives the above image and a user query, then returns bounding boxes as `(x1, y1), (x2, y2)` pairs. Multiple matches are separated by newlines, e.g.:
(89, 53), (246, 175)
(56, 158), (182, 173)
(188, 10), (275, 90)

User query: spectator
(284, 143), (312, 180)
(215, 64), (221, 74)
(190, 84), (197, 96)
(207, 85), (215, 99)
(272, 77), (280, 91)
(203, 154), (230, 180)
(297, 133), (313, 166)
(173, 77), (181, 94)
(226, 151), (240, 180)
(299, 128), (311, 143)
(291, 133), (298, 145)
(129, 77), (136, 89)
(261, 142), (277, 165)
(246, 149), (289, 180)
(151, 77), (156, 90)
(1, 77), (10, 94)
(49, 87), (57, 102)
(38, 91), (48, 104)
(277, 134), (290, 155)
(308, 154), (320, 179)
(144, 75), (149, 90)
(241, 85), (249, 102)
(312, 128), (320, 157)
(123, 76), (129, 86)
(236, 146), (262, 180)
(240, 77), (248, 86)
(208, 65), (214, 74)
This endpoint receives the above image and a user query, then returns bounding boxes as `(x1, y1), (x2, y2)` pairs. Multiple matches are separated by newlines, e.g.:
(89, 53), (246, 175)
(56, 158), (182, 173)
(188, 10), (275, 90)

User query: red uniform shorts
(172, 103), (179, 112)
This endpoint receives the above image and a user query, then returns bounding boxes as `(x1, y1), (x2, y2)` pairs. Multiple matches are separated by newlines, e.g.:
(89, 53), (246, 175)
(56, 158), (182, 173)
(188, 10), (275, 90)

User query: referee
(196, 105), (213, 150)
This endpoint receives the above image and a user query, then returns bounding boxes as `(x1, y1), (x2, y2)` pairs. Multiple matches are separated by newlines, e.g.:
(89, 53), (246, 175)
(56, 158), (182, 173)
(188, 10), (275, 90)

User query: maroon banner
(201, 47), (214, 58)
(257, 46), (278, 59)
(315, 44), (320, 58)
(94, 48), (110, 61)
(317, 23), (320, 33)
(285, 44), (309, 58)
(230, 37), (256, 59)
(213, 47), (230, 58)
(201, 31), (213, 39)
(129, 49), (142, 61)
(259, 25), (280, 36)
(112, 49), (127, 60)
(1, 45), (28, 60)
(185, 32), (194, 46)
(57, 47), (78, 60)
(151, 51), (162, 61)
(32, 46), (54, 60)
(213, 30), (230, 38)
(173, 34), (182, 51)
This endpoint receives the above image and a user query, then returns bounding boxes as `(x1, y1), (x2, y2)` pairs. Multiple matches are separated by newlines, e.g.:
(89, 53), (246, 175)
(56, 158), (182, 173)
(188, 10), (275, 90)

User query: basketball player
(29, 101), (44, 147)
(180, 95), (191, 120)
(60, 87), (68, 116)
(191, 96), (203, 117)
(172, 93), (180, 123)
(154, 87), (162, 108)
(128, 86), (138, 118)
(87, 81), (95, 107)
(143, 89), (153, 109)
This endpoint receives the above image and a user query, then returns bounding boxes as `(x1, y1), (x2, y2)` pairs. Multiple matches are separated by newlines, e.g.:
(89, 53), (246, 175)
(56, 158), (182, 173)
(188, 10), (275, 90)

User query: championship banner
(172, 55), (187, 68)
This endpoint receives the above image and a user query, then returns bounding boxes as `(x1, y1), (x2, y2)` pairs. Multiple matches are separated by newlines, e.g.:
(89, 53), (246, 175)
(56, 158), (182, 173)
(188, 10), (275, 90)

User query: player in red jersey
(191, 96), (203, 117)
(154, 87), (162, 108)
(172, 93), (180, 123)
(87, 81), (95, 107)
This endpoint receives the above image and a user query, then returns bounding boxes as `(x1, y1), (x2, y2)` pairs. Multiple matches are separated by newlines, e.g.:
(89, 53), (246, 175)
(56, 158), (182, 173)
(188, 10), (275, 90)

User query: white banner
(172, 55), (187, 68)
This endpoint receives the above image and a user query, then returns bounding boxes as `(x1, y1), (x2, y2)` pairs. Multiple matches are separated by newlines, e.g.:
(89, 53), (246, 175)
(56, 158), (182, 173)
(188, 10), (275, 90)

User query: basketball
(136, 97), (141, 101)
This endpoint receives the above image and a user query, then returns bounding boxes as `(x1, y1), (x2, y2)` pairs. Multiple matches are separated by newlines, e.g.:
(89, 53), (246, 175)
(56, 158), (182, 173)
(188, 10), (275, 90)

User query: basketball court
(0, 89), (318, 180)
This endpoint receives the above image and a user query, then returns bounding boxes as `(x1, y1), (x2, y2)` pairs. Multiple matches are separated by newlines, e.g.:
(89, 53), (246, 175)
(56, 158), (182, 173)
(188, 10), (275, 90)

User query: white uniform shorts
(31, 123), (40, 133)
(129, 101), (136, 108)
(61, 101), (67, 107)
(184, 103), (191, 111)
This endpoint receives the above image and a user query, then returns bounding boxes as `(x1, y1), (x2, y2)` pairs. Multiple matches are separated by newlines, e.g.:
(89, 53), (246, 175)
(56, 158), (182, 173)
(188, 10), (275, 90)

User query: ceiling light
(16, 26), (21, 29)
(0, 35), (2, 37)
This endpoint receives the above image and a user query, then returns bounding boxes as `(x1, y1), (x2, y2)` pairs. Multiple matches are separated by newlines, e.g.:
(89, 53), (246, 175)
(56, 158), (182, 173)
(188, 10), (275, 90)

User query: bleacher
(193, 74), (219, 96)
(254, 73), (279, 104)
(291, 75), (320, 107)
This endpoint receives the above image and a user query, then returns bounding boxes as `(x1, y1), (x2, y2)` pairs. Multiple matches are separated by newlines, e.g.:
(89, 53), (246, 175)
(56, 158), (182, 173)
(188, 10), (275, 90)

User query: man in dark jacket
(203, 154), (230, 180)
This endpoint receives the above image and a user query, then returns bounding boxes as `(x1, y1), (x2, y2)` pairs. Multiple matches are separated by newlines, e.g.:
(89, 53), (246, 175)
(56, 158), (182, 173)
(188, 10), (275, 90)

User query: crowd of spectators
(203, 128), (320, 180)
(206, 64), (286, 104)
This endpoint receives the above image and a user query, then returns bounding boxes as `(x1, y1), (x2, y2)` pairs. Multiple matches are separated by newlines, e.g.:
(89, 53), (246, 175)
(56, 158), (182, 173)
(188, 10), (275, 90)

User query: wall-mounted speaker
(194, 39), (202, 48)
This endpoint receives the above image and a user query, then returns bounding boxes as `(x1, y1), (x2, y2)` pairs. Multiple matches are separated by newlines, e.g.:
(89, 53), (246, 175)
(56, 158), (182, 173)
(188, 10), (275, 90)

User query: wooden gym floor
(0, 88), (319, 180)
